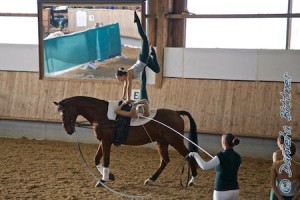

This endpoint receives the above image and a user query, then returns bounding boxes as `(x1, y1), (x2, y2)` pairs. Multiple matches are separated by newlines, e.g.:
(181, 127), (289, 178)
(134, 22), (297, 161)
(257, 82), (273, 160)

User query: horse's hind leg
(144, 142), (170, 185)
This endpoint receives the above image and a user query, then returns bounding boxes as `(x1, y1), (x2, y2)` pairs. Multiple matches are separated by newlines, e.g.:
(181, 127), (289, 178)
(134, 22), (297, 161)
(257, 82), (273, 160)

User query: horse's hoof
(144, 178), (154, 185)
(95, 179), (105, 187)
(188, 176), (196, 187)
(188, 182), (194, 187)
(109, 172), (115, 181)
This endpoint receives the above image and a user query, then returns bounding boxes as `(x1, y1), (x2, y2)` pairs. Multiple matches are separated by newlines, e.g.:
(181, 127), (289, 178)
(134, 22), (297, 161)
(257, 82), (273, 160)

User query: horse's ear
(54, 101), (64, 111)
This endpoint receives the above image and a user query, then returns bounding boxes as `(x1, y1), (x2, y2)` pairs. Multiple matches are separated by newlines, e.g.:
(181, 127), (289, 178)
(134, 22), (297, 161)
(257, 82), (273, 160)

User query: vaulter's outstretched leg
(147, 46), (160, 73)
(134, 11), (160, 101)
(134, 11), (149, 64)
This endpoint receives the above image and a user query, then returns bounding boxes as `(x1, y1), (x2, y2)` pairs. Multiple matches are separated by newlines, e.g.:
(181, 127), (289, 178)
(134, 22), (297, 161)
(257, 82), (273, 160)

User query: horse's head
(54, 101), (77, 135)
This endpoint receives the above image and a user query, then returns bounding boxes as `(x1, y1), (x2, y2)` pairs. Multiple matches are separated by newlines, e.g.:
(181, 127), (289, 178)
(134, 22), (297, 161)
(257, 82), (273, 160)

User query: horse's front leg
(95, 140), (115, 186)
(95, 142), (104, 174)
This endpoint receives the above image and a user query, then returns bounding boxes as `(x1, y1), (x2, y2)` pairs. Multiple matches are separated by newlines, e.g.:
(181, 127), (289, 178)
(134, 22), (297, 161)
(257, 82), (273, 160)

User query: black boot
(150, 45), (156, 56)
(134, 10), (140, 23)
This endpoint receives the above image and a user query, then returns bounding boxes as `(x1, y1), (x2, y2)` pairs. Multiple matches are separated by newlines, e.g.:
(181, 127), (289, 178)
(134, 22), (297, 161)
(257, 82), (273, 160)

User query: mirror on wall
(38, 0), (144, 80)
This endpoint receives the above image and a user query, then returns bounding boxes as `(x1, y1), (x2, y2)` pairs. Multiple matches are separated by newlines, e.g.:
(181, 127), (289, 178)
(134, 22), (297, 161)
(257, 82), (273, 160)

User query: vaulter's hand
(123, 99), (130, 105)
(189, 152), (197, 157)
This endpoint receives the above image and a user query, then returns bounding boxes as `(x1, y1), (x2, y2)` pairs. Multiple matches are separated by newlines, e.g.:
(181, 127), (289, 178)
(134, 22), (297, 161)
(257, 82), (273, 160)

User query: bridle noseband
(59, 106), (75, 133)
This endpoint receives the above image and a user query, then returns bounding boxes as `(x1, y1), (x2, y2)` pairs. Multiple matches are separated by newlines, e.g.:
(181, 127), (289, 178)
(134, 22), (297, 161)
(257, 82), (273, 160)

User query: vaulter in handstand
(115, 10), (160, 118)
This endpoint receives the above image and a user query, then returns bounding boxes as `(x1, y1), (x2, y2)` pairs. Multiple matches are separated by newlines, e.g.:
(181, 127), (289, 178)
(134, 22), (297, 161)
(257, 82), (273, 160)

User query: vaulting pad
(44, 23), (121, 74)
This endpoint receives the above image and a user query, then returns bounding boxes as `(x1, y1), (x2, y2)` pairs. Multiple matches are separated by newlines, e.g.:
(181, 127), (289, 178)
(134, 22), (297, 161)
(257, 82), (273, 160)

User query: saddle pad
(130, 109), (157, 126)
(107, 101), (157, 126)
(107, 101), (119, 120)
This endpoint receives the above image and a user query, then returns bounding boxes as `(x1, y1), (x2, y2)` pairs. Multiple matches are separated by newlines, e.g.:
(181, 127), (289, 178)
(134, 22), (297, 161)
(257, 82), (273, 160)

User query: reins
(180, 155), (191, 188)
(74, 121), (114, 131)
(74, 121), (93, 129)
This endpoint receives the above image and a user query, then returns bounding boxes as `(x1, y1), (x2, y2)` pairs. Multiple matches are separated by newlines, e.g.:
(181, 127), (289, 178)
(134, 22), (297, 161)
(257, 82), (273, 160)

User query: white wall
(0, 43), (39, 72)
(164, 48), (300, 82)
(1, 44), (300, 83)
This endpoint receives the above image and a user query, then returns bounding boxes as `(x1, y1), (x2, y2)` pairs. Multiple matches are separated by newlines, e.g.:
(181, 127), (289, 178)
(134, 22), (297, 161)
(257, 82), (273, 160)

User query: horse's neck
(76, 102), (108, 124)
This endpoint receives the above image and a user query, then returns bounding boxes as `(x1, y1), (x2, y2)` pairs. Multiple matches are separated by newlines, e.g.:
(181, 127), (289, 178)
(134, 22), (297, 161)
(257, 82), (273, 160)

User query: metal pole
(286, 0), (293, 49)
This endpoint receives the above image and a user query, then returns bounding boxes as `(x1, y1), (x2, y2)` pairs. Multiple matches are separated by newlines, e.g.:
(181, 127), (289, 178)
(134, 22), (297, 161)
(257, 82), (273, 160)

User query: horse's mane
(60, 96), (108, 106)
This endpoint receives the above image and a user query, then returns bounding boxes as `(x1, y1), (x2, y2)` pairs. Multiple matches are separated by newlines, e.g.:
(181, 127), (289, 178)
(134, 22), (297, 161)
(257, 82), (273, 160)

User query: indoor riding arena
(1, 0), (300, 200)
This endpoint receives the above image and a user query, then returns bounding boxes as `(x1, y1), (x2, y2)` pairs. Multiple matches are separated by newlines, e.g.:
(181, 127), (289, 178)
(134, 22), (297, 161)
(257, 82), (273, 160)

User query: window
(0, 17), (38, 44)
(186, 0), (300, 49)
(0, 0), (37, 13)
(290, 18), (300, 49)
(0, 0), (38, 44)
(293, 0), (300, 13)
(187, 0), (288, 14)
(186, 18), (286, 49)
(38, 0), (143, 80)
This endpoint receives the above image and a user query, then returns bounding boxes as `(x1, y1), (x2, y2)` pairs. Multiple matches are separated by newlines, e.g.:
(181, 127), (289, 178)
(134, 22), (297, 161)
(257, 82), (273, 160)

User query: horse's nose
(67, 132), (73, 135)
(67, 129), (74, 135)
(64, 125), (74, 135)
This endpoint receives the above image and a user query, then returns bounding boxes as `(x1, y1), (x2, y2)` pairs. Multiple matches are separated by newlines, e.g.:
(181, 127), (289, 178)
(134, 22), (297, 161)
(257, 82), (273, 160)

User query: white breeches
(213, 190), (239, 200)
(133, 60), (147, 79)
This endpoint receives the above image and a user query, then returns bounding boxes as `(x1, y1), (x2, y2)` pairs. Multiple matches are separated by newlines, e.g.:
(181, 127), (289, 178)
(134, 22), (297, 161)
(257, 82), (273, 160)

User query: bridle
(59, 106), (76, 133)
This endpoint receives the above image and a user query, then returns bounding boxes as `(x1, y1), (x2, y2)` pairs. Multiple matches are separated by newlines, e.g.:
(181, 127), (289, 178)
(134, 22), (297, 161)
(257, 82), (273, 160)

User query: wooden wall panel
(0, 71), (299, 140)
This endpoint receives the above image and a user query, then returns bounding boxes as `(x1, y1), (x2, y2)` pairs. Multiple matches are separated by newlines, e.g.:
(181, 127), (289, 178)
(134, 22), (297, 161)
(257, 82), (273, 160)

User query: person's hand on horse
(123, 99), (131, 105)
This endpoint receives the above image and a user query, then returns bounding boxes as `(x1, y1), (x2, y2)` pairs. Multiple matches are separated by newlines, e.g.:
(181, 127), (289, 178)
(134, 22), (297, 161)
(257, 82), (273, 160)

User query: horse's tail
(178, 110), (198, 152)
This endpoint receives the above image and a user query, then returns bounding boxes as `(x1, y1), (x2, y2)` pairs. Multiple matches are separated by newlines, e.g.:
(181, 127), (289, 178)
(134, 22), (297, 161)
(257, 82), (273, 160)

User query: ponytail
(116, 67), (127, 76)
(224, 133), (240, 147)
(232, 137), (240, 146)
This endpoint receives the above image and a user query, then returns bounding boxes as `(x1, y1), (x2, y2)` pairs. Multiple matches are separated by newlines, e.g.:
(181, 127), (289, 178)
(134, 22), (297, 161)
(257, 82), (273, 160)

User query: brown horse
(54, 96), (198, 186)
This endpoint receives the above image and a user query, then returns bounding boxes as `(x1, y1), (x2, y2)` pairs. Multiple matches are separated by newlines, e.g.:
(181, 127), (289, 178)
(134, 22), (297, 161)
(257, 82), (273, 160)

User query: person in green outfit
(115, 10), (160, 105)
(189, 133), (241, 200)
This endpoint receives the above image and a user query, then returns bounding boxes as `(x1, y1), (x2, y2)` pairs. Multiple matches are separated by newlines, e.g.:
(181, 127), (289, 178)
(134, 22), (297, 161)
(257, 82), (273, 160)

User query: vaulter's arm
(114, 102), (130, 117)
(121, 80), (128, 100)
(126, 68), (134, 101)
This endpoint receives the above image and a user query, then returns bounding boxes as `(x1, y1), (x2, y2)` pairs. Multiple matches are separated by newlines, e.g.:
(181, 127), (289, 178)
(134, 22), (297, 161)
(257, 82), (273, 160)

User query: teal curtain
(44, 23), (121, 74)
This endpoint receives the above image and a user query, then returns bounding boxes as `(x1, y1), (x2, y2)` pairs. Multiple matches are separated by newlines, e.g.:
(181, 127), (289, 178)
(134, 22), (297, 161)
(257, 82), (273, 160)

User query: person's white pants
(213, 189), (239, 200)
